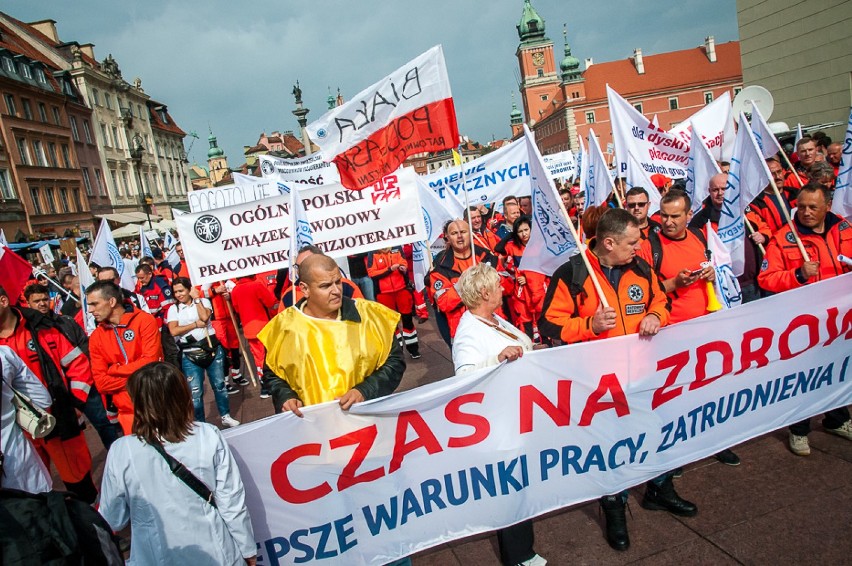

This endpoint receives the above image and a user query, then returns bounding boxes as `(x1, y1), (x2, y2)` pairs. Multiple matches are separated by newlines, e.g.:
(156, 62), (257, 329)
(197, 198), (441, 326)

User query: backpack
(0, 488), (123, 565)
(646, 226), (709, 273)
(561, 253), (656, 313)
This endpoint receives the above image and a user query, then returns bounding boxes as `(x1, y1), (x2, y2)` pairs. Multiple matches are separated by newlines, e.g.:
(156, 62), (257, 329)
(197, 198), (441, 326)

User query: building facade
(515, 1), (743, 156)
(736, 0), (851, 142)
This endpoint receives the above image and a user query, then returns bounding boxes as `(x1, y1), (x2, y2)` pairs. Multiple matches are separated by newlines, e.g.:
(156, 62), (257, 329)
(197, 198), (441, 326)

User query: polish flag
(0, 245), (34, 301)
(306, 45), (459, 190)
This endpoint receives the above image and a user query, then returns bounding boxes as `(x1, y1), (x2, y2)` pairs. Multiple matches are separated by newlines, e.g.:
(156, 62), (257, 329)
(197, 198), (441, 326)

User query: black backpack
(646, 226), (709, 272)
(0, 488), (123, 565)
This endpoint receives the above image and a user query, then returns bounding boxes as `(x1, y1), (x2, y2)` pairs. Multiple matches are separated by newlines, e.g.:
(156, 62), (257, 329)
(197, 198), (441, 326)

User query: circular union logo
(260, 160), (275, 175)
(627, 284), (644, 302)
(316, 128), (328, 139)
(194, 215), (222, 243)
(123, 329), (135, 341)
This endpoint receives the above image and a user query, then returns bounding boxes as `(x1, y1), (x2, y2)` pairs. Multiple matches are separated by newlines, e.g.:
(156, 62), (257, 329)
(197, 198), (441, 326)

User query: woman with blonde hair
(98, 362), (256, 565)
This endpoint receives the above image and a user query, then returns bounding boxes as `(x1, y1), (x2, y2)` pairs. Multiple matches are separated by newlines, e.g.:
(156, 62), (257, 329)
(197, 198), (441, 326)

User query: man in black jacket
(259, 254), (405, 416)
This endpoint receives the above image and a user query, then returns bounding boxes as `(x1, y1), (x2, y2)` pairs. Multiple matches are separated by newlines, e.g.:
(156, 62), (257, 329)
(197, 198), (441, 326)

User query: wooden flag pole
(768, 178), (810, 261)
(744, 218), (766, 256)
(224, 295), (257, 387)
(779, 151), (805, 188)
(455, 148), (477, 265)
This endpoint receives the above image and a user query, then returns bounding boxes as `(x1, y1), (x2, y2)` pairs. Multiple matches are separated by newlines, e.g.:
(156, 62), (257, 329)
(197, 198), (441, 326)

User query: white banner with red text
(223, 274), (852, 565)
(175, 168), (426, 285)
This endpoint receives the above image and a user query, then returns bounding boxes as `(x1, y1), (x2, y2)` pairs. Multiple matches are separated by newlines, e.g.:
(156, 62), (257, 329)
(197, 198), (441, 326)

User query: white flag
(706, 225), (743, 309)
(749, 102), (783, 159)
(684, 127), (722, 214)
(584, 129), (615, 209)
(0, 229), (7, 247)
(520, 127), (579, 276)
(91, 219), (134, 291)
(625, 150), (662, 213)
(831, 108), (852, 218)
(76, 248), (97, 334)
(577, 135), (587, 205)
(669, 92), (735, 161)
(721, 114), (772, 276)
(795, 123), (803, 148)
(139, 226), (153, 258)
(257, 153), (340, 186)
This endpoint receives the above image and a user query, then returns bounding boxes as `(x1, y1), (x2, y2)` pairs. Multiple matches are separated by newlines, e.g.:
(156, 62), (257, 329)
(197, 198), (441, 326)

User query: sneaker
(228, 368), (242, 379)
(233, 376), (250, 386)
(714, 448), (741, 466)
(409, 351), (422, 360)
(825, 420), (852, 441)
(259, 390), (270, 399)
(226, 383), (239, 395)
(519, 554), (547, 566)
(221, 414), (240, 428)
(788, 433), (810, 456)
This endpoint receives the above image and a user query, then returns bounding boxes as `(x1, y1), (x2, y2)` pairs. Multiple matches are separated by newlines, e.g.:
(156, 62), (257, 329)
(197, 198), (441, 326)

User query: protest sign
(175, 168), (426, 285)
(258, 153), (341, 186)
(306, 45), (458, 190)
(38, 243), (54, 264)
(187, 180), (282, 213)
(542, 150), (578, 180)
(225, 274), (852, 565)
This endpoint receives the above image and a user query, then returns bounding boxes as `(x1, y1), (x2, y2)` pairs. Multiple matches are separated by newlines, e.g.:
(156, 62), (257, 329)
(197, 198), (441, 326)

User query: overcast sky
(6, 0), (738, 167)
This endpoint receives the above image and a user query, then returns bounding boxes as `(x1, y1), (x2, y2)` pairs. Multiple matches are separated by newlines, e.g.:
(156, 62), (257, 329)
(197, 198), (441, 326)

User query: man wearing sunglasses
(624, 187), (660, 239)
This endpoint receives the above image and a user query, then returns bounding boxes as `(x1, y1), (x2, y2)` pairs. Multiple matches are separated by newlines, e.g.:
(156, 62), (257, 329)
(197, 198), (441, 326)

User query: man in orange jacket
(367, 246), (420, 359)
(539, 209), (694, 552)
(87, 280), (163, 435)
(757, 182), (852, 457)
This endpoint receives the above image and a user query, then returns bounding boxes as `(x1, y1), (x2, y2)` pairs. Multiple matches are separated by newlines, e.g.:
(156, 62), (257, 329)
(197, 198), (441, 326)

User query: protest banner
(831, 107), (852, 218)
(706, 225), (742, 309)
(224, 274), (852, 565)
(258, 153), (341, 186)
(625, 150), (662, 213)
(669, 91), (735, 161)
(175, 168), (426, 285)
(584, 128), (615, 209)
(187, 179), (282, 213)
(420, 135), (531, 208)
(542, 150), (578, 180)
(684, 127), (722, 214)
(306, 45), (459, 190)
(608, 85), (690, 179)
(91, 218), (134, 290)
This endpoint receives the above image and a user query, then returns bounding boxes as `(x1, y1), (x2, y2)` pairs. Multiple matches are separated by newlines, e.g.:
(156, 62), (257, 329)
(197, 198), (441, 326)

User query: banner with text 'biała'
(175, 168), (426, 285)
(224, 274), (852, 565)
(306, 45), (458, 190)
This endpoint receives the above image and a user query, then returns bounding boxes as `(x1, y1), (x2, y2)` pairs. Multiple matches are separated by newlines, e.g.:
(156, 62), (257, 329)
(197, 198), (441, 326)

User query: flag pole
(454, 148), (477, 265)
(744, 218), (766, 256)
(554, 189), (609, 309)
(769, 177), (810, 261)
(225, 296), (257, 388)
(289, 185), (299, 306)
(32, 268), (81, 304)
(778, 151), (805, 188)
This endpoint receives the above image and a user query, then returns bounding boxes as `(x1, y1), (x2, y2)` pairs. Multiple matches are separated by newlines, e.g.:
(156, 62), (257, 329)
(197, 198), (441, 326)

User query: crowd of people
(0, 131), (849, 565)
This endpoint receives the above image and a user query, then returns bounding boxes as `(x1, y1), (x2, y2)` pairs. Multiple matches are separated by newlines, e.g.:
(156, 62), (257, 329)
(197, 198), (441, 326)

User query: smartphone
(688, 268), (704, 277)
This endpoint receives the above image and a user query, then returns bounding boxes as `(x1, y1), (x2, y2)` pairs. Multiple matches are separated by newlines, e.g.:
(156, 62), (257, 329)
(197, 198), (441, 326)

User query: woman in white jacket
(98, 361), (256, 565)
(0, 345), (52, 494)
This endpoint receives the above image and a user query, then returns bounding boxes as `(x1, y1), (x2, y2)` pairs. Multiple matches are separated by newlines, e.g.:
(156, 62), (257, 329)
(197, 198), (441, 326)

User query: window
(37, 102), (47, 123)
(34, 67), (46, 83)
(21, 99), (33, 120)
(59, 187), (70, 212)
(122, 171), (131, 196)
(2, 57), (14, 74)
(585, 111), (595, 124)
(112, 126), (121, 149)
(704, 91), (714, 104)
(82, 168), (93, 195)
(70, 116), (79, 141)
(633, 102), (644, 114)
(162, 173), (170, 195)
(20, 64), (32, 80)
(30, 188), (42, 215)
(148, 172), (157, 195)
(110, 170), (121, 196)
(0, 169), (15, 199)
(83, 120), (92, 143)
(572, 91), (580, 99)
(61, 144), (71, 168)
(733, 87), (742, 96)
(540, 94), (548, 102)
(156, 140), (163, 157)
(536, 68), (544, 78)
(47, 142), (57, 167)
(137, 104), (143, 119)
(16, 138), (30, 165)
(668, 97), (679, 110)
(44, 187), (56, 213)
(100, 123), (110, 146)
(92, 88), (100, 106)
(32, 140), (47, 166)
(95, 168), (106, 196)
(144, 135), (151, 153)
(72, 188), (82, 211)
(104, 94), (111, 110)
(51, 106), (61, 125)
(4, 94), (16, 116)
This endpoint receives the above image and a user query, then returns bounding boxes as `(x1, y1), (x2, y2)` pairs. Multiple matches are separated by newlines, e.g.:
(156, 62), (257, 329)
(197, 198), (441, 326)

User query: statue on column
(292, 81), (302, 104)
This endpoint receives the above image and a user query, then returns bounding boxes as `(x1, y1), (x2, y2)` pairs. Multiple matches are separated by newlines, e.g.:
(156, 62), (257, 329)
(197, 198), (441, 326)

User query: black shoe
(599, 495), (630, 551)
(233, 376), (250, 387)
(409, 350), (422, 360)
(226, 383), (239, 396)
(672, 467), (684, 478)
(714, 448), (741, 466)
(641, 477), (698, 517)
(259, 390), (270, 399)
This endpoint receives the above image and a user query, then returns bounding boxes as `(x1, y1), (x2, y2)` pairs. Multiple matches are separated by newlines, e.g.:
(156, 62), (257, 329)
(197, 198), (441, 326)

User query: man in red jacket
(367, 247), (420, 359)
(230, 275), (277, 396)
(87, 280), (163, 435)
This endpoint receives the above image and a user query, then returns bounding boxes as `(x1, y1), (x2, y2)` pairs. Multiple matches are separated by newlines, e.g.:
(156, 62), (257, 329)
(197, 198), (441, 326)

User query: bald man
(259, 254), (406, 415)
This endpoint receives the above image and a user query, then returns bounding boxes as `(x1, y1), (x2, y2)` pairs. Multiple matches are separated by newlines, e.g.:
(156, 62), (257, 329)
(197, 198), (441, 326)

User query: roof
(0, 20), (64, 95)
(582, 41), (741, 101)
(147, 100), (186, 136)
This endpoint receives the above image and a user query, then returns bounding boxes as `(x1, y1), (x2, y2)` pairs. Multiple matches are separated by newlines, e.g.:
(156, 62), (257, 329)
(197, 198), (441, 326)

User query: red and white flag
(306, 45), (459, 190)
(0, 245), (33, 301)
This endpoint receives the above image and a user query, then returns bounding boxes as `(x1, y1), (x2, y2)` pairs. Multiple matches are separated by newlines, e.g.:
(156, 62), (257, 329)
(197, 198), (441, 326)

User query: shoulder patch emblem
(123, 329), (136, 342)
(27, 339), (36, 352)
(839, 221), (849, 231)
(433, 280), (443, 291)
(760, 258), (769, 272)
(785, 231), (797, 244)
(627, 284), (644, 302)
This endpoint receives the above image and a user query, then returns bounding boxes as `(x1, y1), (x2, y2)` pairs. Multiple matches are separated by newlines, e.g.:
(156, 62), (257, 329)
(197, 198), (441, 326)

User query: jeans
(352, 275), (376, 302)
(182, 346), (230, 422)
(82, 385), (122, 450)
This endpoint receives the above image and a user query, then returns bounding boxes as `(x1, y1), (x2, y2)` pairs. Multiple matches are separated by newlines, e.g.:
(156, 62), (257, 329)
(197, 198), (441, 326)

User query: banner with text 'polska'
(175, 168), (426, 285)
(306, 45), (458, 190)
(224, 274), (852, 565)
(420, 135), (532, 208)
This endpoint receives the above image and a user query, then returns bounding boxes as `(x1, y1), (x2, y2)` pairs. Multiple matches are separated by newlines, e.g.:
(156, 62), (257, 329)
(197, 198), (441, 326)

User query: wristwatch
(193, 298), (202, 305)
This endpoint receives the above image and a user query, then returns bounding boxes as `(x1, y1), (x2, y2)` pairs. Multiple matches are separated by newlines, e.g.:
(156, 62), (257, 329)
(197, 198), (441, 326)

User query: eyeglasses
(625, 202), (649, 209)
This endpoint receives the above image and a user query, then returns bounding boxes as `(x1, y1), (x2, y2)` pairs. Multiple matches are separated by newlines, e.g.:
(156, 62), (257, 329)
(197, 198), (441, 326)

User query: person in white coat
(98, 361), (256, 565)
(0, 345), (53, 494)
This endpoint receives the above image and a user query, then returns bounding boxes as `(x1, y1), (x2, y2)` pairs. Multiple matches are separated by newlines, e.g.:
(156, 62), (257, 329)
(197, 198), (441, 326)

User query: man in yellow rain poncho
(258, 253), (406, 416)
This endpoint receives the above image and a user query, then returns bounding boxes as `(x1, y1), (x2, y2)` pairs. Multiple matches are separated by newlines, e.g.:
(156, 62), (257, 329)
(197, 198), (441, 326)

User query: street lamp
(129, 133), (153, 230)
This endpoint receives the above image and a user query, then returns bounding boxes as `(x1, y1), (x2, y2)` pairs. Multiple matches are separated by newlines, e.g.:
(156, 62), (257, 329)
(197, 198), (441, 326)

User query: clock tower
(516, 0), (560, 126)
